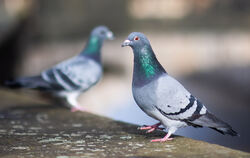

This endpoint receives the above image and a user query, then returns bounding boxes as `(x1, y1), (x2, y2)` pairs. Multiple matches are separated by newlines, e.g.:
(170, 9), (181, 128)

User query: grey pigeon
(5, 26), (114, 112)
(122, 32), (238, 142)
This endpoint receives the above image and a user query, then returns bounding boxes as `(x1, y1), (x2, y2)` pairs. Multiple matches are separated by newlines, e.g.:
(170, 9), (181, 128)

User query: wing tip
(210, 126), (239, 137)
(226, 128), (240, 137)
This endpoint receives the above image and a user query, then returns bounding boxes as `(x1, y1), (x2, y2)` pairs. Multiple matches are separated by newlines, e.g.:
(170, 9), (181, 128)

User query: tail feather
(210, 127), (239, 136)
(190, 111), (239, 136)
(4, 76), (52, 90)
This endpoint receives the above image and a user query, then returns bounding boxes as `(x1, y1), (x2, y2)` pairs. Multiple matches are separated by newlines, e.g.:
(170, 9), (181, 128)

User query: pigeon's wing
(153, 75), (203, 121)
(4, 75), (63, 90)
(41, 56), (102, 91)
(154, 75), (238, 136)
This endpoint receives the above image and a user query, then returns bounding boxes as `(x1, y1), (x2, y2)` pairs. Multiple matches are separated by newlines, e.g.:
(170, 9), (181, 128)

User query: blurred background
(0, 0), (250, 152)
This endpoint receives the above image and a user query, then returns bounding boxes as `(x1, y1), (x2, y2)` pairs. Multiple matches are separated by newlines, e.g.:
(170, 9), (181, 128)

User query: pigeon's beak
(121, 40), (131, 47)
(106, 31), (114, 40)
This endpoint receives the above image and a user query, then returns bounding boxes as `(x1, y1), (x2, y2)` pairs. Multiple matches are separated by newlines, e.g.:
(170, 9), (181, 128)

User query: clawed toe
(139, 126), (153, 130)
(150, 132), (173, 142)
(150, 137), (173, 142)
(146, 128), (156, 133)
(71, 107), (86, 112)
(151, 138), (163, 142)
(138, 122), (162, 132)
(71, 107), (79, 112)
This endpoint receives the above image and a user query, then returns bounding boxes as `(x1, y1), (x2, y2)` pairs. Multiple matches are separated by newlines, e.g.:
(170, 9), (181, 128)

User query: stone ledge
(0, 89), (249, 158)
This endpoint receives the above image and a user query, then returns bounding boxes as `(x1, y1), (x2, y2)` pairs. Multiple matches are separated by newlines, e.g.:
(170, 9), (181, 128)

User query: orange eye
(134, 36), (140, 41)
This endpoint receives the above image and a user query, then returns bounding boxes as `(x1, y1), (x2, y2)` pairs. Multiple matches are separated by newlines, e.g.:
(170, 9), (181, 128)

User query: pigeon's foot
(71, 107), (79, 112)
(139, 122), (164, 133)
(146, 127), (165, 133)
(150, 133), (173, 142)
(150, 137), (173, 142)
(71, 106), (87, 112)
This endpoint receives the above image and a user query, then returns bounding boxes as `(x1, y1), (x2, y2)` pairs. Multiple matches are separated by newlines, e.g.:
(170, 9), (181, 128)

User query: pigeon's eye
(134, 36), (140, 41)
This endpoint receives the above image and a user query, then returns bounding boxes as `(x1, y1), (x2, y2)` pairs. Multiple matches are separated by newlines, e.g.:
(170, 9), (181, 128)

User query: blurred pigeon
(122, 32), (238, 142)
(5, 26), (114, 112)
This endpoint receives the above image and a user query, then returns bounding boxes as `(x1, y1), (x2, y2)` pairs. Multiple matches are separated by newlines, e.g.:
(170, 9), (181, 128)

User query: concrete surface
(0, 89), (249, 158)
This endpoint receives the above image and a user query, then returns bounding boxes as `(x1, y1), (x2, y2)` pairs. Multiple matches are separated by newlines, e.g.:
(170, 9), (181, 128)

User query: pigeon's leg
(139, 122), (164, 133)
(139, 122), (161, 130)
(151, 132), (173, 142)
(66, 93), (86, 112)
(70, 102), (87, 112)
(71, 107), (85, 112)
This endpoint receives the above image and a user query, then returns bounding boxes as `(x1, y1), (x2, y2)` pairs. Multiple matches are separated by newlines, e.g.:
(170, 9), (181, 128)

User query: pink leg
(151, 132), (173, 142)
(71, 107), (80, 112)
(71, 106), (87, 112)
(139, 122), (164, 133)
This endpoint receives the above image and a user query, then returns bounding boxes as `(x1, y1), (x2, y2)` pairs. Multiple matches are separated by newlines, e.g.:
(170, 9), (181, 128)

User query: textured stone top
(0, 89), (249, 158)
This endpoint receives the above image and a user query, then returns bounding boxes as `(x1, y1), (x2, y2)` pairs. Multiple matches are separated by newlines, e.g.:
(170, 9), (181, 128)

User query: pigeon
(5, 26), (114, 112)
(122, 32), (238, 142)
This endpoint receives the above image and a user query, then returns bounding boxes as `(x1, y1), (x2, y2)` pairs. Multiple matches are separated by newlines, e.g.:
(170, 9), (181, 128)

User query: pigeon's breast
(132, 80), (159, 119)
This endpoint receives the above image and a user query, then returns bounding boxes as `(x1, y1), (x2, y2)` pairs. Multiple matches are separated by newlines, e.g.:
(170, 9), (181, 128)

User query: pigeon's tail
(210, 126), (238, 136)
(190, 112), (239, 136)
(4, 76), (51, 90)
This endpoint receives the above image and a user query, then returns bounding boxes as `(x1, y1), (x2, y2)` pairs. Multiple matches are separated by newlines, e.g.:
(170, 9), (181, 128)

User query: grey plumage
(122, 32), (238, 142)
(5, 26), (114, 111)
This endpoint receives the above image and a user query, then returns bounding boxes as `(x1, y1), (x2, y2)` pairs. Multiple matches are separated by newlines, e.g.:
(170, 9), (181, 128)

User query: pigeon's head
(121, 32), (150, 49)
(91, 26), (114, 40)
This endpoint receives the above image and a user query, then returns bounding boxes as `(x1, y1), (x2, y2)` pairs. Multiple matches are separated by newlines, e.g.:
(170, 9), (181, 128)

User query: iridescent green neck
(140, 50), (157, 78)
(84, 36), (101, 54)
(133, 46), (166, 87)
